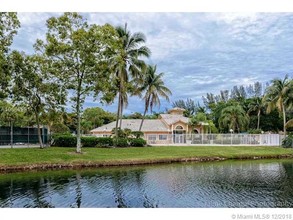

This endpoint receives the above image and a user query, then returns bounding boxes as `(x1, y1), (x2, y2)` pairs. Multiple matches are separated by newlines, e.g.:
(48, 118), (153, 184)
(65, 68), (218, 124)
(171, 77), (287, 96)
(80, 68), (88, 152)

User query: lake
(0, 159), (293, 208)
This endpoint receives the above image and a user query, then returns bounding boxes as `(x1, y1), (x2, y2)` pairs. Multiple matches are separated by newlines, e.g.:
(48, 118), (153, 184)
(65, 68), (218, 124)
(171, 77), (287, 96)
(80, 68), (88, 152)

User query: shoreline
(1, 154), (293, 173)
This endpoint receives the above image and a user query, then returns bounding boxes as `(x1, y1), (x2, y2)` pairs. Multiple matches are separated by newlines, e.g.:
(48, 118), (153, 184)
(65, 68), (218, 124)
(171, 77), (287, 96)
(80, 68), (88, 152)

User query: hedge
(113, 138), (129, 148)
(96, 137), (113, 148)
(52, 135), (77, 147)
(52, 135), (146, 148)
(81, 136), (99, 148)
(52, 135), (112, 148)
(129, 138), (146, 147)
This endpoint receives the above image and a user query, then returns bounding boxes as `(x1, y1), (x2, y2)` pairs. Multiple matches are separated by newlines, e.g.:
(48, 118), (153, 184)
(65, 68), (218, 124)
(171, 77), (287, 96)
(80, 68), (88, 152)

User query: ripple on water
(0, 160), (293, 208)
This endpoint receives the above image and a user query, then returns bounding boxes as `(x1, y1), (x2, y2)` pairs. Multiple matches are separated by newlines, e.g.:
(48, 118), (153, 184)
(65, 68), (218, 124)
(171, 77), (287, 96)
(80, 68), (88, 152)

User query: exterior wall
(91, 131), (112, 137)
(173, 122), (188, 131)
(144, 132), (172, 144)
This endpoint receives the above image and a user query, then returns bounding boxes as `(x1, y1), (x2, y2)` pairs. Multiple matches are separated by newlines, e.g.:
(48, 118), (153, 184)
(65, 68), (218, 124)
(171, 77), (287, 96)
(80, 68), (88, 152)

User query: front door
(173, 125), (186, 144)
(174, 134), (185, 143)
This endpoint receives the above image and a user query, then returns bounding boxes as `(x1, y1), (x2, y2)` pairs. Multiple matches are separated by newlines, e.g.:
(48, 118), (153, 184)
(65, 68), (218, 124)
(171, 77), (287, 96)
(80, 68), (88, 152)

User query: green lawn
(0, 146), (292, 167)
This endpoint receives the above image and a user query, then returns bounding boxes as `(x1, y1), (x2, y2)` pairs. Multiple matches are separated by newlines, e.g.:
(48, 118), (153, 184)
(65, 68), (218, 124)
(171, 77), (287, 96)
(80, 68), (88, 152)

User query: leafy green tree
(0, 13), (20, 99)
(263, 75), (293, 136)
(81, 107), (115, 133)
(123, 112), (143, 119)
(219, 105), (249, 133)
(188, 112), (213, 133)
(35, 13), (119, 153)
(0, 101), (24, 126)
(51, 123), (70, 134)
(10, 51), (65, 148)
(40, 109), (68, 135)
(286, 119), (293, 130)
(63, 112), (77, 133)
(112, 23), (151, 137)
(138, 65), (172, 131)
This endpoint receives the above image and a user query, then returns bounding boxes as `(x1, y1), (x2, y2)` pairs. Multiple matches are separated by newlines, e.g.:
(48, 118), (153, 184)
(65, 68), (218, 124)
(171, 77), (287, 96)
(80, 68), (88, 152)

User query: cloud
(10, 12), (293, 114)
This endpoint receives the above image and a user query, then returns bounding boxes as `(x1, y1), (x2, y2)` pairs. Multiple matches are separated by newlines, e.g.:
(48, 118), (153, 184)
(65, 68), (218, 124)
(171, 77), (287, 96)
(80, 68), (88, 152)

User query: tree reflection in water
(0, 160), (293, 208)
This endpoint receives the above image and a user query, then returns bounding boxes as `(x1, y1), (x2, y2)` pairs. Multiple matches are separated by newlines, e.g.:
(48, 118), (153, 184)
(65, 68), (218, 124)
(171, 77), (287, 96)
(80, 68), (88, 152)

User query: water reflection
(0, 160), (293, 208)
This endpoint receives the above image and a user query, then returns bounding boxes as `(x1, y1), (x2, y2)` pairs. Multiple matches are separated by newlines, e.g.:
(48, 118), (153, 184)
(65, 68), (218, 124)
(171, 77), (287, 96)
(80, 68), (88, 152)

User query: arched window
(175, 125), (183, 130)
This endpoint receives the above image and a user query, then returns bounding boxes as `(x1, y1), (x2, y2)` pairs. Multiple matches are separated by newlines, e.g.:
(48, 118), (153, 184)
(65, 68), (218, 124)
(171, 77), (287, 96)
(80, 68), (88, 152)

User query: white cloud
(10, 12), (293, 113)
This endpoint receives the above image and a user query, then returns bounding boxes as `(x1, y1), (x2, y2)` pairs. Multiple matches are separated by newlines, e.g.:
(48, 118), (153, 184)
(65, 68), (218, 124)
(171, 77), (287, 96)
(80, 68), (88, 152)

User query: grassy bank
(0, 146), (292, 171)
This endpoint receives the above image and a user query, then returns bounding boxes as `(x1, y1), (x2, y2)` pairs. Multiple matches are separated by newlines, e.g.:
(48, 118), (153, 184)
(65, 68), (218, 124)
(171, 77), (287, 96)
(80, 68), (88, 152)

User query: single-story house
(90, 107), (208, 144)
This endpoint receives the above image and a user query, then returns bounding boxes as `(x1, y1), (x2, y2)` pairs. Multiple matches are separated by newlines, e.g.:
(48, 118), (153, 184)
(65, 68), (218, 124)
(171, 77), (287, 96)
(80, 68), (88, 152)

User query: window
(103, 134), (108, 137)
(148, 135), (156, 141)
(175, 125), (183, 130)
(159, 135), (167, 140)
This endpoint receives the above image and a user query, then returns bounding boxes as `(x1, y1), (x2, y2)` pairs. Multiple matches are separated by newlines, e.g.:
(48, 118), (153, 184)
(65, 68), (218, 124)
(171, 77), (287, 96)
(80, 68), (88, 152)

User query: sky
(11, 12), (293, 115)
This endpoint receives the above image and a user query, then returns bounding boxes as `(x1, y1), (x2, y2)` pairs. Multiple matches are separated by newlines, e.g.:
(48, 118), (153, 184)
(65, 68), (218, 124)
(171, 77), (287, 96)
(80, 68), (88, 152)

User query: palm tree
(247, 97), (264, 130)
(0, 102), (24, 148)
(138, 65), (172, 131)
(219, 105), (249, 133)
(113, 23), (151, 136)
(286, 119), (293, 129)
(263, 75), (293, 136)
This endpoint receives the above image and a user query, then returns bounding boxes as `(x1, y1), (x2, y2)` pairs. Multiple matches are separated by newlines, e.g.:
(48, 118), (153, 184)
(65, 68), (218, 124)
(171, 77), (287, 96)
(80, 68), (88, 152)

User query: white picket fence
(145, 133), (284, 146)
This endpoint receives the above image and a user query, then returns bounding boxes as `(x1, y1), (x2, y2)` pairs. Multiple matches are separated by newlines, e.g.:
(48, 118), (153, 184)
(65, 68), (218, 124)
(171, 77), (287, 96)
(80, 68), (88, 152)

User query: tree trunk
(119, 96), (123, 128)
(257, 109), (260, 130)
(76, 98), (81, 153)
(118, 80), (123, 129)
(139, 104), (148, 132)
(282, 103), (287, 137)
(35, 112), (44, 149)
(115, 91), (121, 143)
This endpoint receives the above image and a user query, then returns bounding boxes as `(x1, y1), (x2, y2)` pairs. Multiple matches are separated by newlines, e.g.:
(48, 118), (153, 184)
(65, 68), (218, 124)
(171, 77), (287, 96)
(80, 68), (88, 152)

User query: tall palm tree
(138, 65), (172, 131)
(219, 105), (249, 133)
(263, 75), (293, 136)
(113, 23), (151, 135)
(247, 97), (264, 130)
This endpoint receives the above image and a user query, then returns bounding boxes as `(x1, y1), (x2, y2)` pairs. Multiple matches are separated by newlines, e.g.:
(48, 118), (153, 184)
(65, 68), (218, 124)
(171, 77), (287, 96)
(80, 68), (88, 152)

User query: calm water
(0, 160), (293, 208)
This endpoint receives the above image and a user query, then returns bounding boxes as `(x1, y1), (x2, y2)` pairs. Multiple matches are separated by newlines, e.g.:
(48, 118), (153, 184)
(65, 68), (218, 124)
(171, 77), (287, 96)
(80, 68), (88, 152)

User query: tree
(247, 97), (264, 130)
(81, 107), (115, 133)
(113, 23), (151, 137)
(124, 112), (143, 119)
(10, 51), (65, 148)
(263, 75), (293, 136)
(0, 13), (20, 99)
(35, 13), (119, 153)
(219, 105), (249, 133)
(172, 98), (197, 117)
(40, 109), (68, 135)
(0, 101), (24, 147)
(138, 65), (172, 131)
(286, 119), (293, 129)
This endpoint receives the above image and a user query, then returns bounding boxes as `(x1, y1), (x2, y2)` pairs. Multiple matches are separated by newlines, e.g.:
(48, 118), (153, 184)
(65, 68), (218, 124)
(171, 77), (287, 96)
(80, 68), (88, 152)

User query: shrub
(129, 138), (146, 147)
(282, 134), (293, 148)
(51, 123), (70, 134)
(113, 138), (129, 147)
(248, 129), (263, 134)
(131, 131), (144, 138)
(111, 128), (127, 138)
(81, 136), (98, 148)
(96, 137), (113, 148)
(52, 134), (76, 147)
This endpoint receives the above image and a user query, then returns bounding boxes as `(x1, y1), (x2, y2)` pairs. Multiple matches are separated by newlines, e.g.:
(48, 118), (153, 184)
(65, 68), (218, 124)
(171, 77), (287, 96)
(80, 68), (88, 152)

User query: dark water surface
(0, 159), (293, 208)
